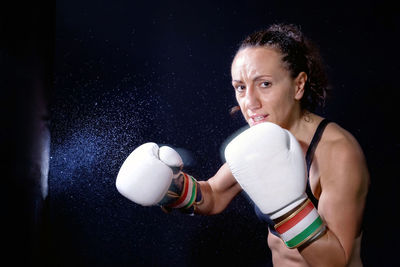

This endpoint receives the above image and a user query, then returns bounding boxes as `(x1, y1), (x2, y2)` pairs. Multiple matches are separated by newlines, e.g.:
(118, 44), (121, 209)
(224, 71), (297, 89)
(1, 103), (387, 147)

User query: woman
(116, 23), (370, 267)
(194, 24), (370, 266)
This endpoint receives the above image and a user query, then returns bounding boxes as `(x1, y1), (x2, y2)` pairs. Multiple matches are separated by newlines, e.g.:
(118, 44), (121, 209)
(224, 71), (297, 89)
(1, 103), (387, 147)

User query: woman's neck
(287, 110), (323, 148)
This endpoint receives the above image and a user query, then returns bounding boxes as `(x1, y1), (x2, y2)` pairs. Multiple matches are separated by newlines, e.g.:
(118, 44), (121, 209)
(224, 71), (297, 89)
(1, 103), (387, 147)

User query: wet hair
(232, 23), (330, 113)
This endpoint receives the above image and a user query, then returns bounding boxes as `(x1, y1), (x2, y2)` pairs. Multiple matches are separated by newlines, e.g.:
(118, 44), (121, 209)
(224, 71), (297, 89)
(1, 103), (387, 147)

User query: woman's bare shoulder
(318, 121), (369, 191)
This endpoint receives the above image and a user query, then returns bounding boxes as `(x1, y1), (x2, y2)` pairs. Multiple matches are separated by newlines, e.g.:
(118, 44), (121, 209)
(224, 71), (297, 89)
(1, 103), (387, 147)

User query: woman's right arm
(195, 163), (242, 215)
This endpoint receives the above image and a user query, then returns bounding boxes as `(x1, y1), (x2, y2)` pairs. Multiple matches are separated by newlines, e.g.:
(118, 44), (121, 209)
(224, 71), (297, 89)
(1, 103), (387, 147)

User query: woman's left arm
(299, 136), (370, 267)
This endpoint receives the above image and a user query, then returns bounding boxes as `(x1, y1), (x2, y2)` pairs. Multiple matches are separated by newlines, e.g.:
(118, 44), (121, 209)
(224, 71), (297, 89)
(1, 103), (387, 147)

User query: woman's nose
(245, 86), (261, 111)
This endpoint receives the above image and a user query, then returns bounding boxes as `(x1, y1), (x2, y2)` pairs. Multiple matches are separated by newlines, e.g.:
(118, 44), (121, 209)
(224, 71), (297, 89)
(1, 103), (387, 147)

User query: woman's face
(231, 47), (306, 128)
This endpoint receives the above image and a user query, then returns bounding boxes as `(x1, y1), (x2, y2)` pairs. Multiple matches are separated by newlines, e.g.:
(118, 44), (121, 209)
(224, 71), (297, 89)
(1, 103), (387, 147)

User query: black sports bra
(305, 118), (330, 207)
(254, 119), (331, 236)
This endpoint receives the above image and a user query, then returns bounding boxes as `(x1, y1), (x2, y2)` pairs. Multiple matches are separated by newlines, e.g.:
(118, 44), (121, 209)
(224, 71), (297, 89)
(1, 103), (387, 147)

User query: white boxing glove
(116, 143), (202, 212)
(225, 122), (325, 248)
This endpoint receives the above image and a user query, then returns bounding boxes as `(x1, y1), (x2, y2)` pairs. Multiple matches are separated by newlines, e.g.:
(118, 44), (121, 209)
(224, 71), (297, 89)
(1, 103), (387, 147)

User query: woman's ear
(294, 72), (307, 100)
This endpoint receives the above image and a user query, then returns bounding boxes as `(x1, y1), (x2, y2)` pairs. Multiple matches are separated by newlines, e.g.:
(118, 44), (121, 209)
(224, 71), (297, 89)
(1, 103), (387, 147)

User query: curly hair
(233, 23), (330, 112)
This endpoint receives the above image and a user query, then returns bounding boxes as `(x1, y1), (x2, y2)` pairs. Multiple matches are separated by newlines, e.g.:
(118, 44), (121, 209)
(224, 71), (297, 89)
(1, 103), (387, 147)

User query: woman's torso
(267, 114), (364, 267)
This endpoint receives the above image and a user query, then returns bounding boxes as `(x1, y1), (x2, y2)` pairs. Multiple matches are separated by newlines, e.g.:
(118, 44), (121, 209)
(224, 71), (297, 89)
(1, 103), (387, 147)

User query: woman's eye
(235, 85), (246, 92)
(261, 81), (272, 88)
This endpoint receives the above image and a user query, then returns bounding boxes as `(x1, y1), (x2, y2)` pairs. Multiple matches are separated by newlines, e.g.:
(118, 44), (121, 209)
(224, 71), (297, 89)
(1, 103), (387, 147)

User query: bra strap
(305, 118), (330, 207)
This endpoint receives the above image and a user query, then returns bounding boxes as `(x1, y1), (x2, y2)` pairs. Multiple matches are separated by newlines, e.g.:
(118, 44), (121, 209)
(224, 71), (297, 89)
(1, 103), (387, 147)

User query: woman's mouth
(249, 115), (268, 126)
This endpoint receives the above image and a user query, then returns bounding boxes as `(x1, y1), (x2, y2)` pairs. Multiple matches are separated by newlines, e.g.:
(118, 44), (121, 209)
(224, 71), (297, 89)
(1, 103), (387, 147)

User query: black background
(2, 0), (399, 266)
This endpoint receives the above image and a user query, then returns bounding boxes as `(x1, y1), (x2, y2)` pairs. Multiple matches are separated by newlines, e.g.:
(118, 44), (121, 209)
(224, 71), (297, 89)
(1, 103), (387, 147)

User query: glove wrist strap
(168, 173), (201, 209)
(160, 172), (203, 214)
(273, 199), (325, 249)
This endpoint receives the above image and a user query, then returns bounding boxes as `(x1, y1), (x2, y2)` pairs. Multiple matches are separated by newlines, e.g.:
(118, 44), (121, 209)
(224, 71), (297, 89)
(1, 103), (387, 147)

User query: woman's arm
(195, 163), (242, 215)
(299, 131), (370, 267)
